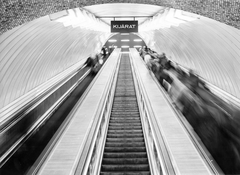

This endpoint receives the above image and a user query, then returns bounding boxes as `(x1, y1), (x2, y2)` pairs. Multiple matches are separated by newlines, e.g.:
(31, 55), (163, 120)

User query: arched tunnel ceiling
(1, 2), (240, 112)
(1, 0), (240, 34)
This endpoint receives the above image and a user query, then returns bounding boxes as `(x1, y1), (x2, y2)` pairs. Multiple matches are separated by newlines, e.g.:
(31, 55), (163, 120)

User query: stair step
(109, 123), (141, 126)
(102, 158), (149, 165)
(112, 104), (138, 107)
(108, 130), (142, 134)
(106, 138), (144, 142)
(111, 115), (140, 117)
(110, 117), (140, 120)
(105, 142), (145, 147)
(104, 147), (146, 152)
(101, 55), (150, 173)
(109, 120), (141, 124)
(100, 172), (150, 175)
(111, 112), (140, 115)
(108, 126), (142, 130)
(110, 118), (140, 121)
(101, 164), (150, 171)
(107, 133), (143, 138)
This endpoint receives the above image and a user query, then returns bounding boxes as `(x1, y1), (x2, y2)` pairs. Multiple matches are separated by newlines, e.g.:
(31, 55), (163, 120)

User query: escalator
(100, 53), (150, 175)
(0, 67), (96, 175)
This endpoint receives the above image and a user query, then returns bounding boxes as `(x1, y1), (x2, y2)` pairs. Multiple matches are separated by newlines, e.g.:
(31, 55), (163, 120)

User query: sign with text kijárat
(111, 21), (138, 33)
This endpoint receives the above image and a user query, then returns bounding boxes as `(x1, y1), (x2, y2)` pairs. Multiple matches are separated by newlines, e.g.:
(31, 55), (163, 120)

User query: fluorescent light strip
(121, 39), (130, 42)
(121, 45), (129, 48)
(134, 45), (142, 48)
(134, 39), (142, 42)
(108, 39), (117, 42)
(121, 33), (129, 35)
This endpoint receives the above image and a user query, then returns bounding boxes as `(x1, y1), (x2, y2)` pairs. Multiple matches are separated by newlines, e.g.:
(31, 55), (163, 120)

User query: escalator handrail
(28, 49), (121, 175)
(136, 49), (223, 175)
(74, 50), (121, 175)
(0, 66), (91, 168)
(0, 63), (87, 131)
(130, 49), (176, 175)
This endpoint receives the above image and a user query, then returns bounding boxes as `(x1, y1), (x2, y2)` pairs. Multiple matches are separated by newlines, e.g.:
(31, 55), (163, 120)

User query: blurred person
(85, 53), (98, 67)
(139, 46), (143, 56)
(144, 54), (153, 70)
(183, 69), (200, 94)
(85, 53), (100, 75)
(101, 46), (107, 57)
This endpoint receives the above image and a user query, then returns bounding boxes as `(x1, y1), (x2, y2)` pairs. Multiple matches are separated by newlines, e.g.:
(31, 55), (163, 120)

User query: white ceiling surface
(0, 13), (110, 112)
(139, 14), (240, 99)
(84, 3), (165, 25)
(1, 3), (240, 113)
(52, 7), (109, 31)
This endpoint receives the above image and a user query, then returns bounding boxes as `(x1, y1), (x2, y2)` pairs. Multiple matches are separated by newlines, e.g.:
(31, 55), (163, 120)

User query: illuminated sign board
(111, 21), (138, 33)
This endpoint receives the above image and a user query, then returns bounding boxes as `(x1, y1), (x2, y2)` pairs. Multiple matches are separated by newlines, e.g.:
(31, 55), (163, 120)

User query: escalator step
(109, 123), (141, 126)
(110, 115), (140, 117)
(100, 54), (150, 174)
(101, 164), (150, 171)
(109, 119), (141, 123)
(102, 158), (149, 165)
(104, 147), (146, 152)
(105, 142), (145, 147)
(100, 172), (150, 175)
(107, 133), (143, 138)
(108, 126), (142, 130)
(110, 117), (140, 120)
(108, 129), (142, 133)
(106, 138), (144, 142)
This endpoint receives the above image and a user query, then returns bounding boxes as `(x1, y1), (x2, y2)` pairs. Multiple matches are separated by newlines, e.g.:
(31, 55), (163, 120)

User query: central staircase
(100, 53), (150, 175)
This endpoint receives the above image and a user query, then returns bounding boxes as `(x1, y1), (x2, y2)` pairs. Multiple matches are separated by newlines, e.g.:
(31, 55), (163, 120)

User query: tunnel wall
(0, 15), (109, 109)
(139, 15), (240, 99)
(1, 0), (240, 35)
(1, 1), (240, 110)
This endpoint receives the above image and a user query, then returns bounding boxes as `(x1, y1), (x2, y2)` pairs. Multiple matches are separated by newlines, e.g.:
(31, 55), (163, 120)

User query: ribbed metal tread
(100, 172), (150, 175)
(100, 54), (150, 174)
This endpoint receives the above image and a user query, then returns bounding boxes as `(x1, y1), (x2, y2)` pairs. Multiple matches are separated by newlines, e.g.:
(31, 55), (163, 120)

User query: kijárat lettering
(113, 24), (136, 29)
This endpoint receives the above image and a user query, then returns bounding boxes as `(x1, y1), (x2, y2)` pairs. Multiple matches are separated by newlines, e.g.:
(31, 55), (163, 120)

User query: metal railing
(74, 51), (121, 175)
(130, 51), (176, 175)
(0, 64), (90, 167)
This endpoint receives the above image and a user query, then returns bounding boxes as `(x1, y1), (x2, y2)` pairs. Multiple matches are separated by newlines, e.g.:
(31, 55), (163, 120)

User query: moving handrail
(0, 62), (87, 130)
(33, 49), (121, 175)
(143, 49), (240, 174)
(74, 50), (121, 175)
(154, 69), (223, 175)
(130, 50), (175, 175)
(0, 63), (91, 167)
(130, 48), (216, 175)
